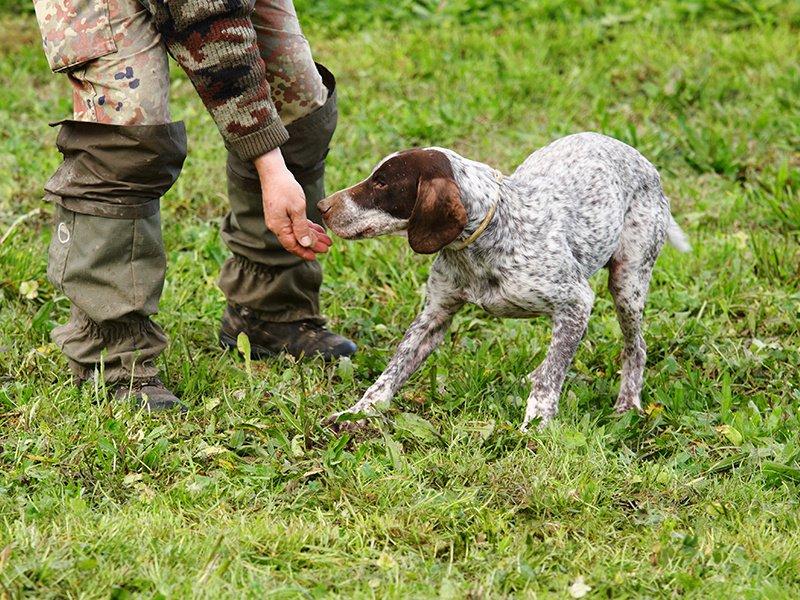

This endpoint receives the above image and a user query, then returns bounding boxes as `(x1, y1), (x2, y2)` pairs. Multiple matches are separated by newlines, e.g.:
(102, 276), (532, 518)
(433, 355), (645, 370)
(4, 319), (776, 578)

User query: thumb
(291, 209), (314, 248)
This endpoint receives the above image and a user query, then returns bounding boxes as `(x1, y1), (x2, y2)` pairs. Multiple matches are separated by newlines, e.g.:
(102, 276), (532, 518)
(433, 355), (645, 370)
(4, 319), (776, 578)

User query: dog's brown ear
(407, 176), (467, 254)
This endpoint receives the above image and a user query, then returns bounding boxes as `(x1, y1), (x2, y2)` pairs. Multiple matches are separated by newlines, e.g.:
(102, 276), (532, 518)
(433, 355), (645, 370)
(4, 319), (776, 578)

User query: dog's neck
(431, 148), (503, 240)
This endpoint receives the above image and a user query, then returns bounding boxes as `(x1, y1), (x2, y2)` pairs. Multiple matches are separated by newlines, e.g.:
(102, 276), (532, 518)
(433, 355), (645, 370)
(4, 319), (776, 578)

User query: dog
(318, 133), (690, 431)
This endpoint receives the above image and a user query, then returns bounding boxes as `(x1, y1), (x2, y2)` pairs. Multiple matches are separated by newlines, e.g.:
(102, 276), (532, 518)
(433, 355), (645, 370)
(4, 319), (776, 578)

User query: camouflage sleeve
(140, 0), (289, 161)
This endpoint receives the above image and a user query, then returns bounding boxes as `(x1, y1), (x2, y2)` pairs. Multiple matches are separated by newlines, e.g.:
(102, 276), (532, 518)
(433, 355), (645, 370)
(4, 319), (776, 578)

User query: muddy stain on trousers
(33, 0), (337, 382)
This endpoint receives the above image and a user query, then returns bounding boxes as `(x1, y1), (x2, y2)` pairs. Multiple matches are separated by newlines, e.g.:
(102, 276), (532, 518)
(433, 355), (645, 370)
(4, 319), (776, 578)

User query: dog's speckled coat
(319, 132), (690, 430)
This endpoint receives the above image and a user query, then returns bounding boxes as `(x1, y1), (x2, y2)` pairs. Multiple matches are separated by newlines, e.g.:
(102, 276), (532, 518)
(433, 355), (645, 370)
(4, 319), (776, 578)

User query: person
(31, 0), (356, 410)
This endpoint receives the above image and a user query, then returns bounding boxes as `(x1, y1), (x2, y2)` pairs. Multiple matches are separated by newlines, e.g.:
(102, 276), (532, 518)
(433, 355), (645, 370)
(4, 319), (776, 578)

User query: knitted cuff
(227, 117), (290, 162)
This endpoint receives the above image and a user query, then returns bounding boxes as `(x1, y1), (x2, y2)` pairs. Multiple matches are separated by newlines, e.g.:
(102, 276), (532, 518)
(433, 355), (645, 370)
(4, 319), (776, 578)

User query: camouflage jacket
(35, 0), (289, 160)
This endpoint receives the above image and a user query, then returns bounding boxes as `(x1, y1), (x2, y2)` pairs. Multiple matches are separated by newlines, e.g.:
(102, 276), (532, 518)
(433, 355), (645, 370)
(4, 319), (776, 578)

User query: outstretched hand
(254, 149), (332, 261)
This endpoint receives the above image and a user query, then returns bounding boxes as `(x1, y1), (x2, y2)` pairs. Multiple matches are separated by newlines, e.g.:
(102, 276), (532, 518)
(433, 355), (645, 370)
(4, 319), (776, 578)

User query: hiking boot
(111, 377), (184, 412)
(219, 304), (356, 361)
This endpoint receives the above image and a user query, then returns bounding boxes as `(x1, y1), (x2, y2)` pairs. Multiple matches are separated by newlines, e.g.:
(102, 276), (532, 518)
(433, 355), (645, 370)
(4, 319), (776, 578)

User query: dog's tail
(666, 215), (691, 252)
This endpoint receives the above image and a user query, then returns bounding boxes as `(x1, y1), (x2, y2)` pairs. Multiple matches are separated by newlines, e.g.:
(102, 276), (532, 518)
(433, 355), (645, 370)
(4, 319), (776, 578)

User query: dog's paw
(520, 415), (548, 433)
(323, 410), (375, 434)
(521, 393), (557, 432)
(613, 394), (643, 414)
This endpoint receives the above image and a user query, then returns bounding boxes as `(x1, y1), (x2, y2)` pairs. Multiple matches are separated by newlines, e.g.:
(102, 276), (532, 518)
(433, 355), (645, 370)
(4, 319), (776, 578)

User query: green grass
(1, 1), (799, 597)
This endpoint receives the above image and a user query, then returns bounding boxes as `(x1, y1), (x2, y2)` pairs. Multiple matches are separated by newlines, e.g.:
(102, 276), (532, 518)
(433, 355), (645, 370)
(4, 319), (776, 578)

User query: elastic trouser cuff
(44, 120), (187, 219)
(54, 306), (166, 384)
(218, 254), (325, 325)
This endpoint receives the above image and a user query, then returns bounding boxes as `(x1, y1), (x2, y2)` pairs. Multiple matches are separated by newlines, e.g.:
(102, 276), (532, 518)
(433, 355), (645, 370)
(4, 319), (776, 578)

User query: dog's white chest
(441, 252), (551, 318)
(465, 278), (549, 318)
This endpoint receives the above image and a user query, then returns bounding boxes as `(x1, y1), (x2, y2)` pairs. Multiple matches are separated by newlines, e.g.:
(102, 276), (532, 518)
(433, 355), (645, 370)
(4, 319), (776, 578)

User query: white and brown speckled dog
(318, 132), (690, 431)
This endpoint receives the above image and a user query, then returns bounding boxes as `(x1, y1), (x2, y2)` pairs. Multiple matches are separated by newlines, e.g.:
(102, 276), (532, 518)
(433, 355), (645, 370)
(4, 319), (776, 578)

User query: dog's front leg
(326, 287), (464, 429)
(522, 285), (594, 431)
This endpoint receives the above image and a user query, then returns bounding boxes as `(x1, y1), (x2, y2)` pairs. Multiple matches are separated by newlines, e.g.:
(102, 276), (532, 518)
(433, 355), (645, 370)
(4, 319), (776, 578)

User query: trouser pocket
(33, 0), (117, 72)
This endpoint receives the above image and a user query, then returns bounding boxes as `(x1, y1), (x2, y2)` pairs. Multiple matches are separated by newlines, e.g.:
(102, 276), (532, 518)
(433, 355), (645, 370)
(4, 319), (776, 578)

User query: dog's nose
(317, 196), (334, 215)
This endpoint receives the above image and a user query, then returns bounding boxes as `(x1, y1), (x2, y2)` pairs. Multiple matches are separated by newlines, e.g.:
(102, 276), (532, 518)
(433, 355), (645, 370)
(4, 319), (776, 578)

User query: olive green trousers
(46, 69), (337, 384)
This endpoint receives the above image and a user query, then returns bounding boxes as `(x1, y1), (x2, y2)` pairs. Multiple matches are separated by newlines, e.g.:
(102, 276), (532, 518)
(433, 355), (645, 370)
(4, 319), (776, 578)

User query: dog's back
(513, 132), (660, 188)
(511, 132), (672, 276)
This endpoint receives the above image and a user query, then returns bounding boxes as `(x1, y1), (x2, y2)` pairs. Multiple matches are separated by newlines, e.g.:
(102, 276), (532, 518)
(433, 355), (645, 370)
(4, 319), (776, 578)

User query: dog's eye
(373, 179), (387, 189)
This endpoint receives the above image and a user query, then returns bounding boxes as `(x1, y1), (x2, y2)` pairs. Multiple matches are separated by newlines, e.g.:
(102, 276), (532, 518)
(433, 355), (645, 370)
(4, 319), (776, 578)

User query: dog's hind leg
(607, 231), (662, 413)
(522, 282), (594, 431)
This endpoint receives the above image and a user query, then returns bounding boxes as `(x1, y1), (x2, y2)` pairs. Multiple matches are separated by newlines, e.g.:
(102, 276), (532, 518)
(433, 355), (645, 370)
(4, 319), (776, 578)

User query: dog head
(318, 148), (467, 254)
